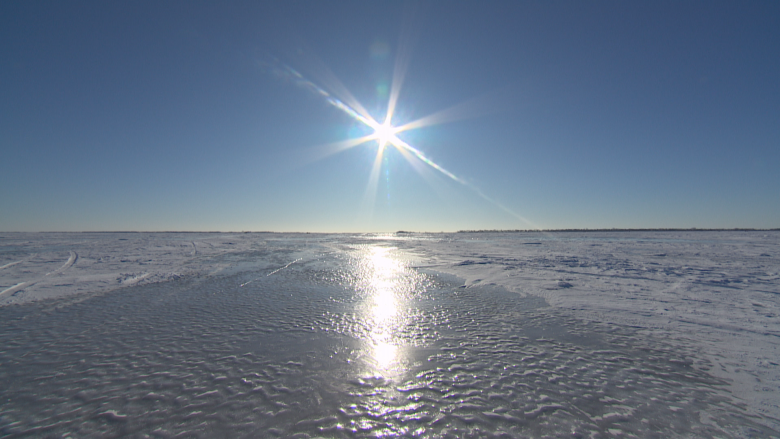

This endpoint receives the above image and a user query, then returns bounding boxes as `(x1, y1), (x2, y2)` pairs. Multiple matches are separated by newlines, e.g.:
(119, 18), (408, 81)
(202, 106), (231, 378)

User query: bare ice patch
(0, 238), (778, 437)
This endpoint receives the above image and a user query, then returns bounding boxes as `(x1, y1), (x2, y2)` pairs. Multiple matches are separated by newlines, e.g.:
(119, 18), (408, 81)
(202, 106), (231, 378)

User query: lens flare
(267, 45), (539, 229)
(373, 122), (397, 149)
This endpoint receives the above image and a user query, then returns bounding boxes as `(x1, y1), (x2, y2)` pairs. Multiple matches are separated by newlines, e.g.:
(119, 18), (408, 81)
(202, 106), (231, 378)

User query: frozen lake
(0, 232), (778, 437)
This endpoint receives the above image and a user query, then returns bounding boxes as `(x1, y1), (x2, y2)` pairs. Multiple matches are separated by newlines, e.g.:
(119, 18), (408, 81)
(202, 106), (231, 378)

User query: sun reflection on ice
(354, 246), (412, 372)
(369, 247), (400, 319)
(373, 341), (397, 369)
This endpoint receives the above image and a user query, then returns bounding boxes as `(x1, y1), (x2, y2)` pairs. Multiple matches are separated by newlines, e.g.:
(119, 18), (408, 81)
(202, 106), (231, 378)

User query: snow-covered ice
(0, 231), (778, 437)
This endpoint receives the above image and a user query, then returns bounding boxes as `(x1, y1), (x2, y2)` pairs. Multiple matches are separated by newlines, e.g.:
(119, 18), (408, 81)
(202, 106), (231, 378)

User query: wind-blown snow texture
(0, 231), (778, 437)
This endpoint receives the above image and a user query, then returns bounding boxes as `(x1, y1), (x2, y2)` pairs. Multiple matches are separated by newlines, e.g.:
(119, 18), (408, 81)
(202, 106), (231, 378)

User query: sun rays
(267, 34), (538, 230)
(274, 58), (471, 185)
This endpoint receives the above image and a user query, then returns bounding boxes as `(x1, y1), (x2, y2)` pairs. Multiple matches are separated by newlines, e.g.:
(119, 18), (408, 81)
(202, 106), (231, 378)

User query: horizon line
(1, 228), (779, 234)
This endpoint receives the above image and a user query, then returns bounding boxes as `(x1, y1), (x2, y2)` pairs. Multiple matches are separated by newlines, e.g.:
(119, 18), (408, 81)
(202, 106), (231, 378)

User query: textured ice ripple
(0, 258), (776, 438)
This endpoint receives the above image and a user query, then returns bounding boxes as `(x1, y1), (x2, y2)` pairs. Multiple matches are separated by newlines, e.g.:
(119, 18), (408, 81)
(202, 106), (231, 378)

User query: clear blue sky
(1, 1), (778, 232)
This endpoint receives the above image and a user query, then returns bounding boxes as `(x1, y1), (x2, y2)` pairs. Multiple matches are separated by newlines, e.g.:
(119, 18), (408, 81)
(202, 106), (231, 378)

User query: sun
(373, 121), (397, 149)
(270, 55), (536, 228)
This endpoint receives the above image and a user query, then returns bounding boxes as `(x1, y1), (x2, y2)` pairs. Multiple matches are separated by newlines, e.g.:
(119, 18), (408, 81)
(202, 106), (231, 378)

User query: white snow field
(0, 231), (778, 437)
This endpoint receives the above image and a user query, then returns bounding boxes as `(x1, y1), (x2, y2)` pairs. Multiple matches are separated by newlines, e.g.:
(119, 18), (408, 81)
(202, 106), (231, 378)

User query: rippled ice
(0, 244), (775, 438)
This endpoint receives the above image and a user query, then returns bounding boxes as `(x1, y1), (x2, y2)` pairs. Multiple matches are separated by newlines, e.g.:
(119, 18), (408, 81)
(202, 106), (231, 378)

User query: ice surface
(394, 231), (780, 428)
(0, 231), (778, 437)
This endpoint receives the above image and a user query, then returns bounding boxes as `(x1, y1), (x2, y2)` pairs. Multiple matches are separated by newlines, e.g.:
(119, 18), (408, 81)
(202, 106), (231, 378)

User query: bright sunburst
(269, 37), (537, 229)
(372, 121), (397, 149)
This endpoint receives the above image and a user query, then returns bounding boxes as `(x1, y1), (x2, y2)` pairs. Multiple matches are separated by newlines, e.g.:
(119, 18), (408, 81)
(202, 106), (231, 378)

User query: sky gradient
(1, 1), (778, 232)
